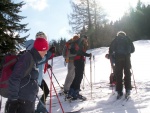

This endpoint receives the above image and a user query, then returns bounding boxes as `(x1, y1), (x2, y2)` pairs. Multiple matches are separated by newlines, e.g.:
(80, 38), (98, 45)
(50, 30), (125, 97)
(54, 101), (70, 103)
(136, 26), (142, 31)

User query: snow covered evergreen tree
(0, 0), (29, 55)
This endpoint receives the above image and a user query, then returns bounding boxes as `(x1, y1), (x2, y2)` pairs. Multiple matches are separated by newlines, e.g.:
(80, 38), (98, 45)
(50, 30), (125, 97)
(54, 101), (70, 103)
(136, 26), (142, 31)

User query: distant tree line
(53, 0), (150, 55)
(68, 0), (150, 48)
(0, 0), (150, 57)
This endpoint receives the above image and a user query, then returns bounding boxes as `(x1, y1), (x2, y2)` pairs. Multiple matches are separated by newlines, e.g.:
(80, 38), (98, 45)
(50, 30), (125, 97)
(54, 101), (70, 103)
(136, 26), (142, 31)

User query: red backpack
(0, 53), (34, 98)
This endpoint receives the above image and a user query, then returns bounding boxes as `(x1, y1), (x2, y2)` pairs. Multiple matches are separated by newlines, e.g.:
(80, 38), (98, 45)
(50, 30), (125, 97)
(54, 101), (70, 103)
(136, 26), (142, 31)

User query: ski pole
(0, 96), (2, 112)
(82, 70), (85, 90)
(83, 72), (90, 85)
(52, 72), (63, 89)
(89, 56), (92, 99)
(47, 68), (64, 113)
(49, 57), (63, 89)
(82, 63), (86, 90)
(36, 95), (49, 113)
(131, 68), (137, 93)
(93, 55), (95, 83)
(111, 67), (114, 93)
(48, 68), (53, 113)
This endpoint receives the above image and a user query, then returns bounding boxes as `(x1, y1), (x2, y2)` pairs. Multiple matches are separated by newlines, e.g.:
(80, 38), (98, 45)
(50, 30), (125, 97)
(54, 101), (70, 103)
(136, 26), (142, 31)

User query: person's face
(36, 34), (47, 40)
(38, 50), (47, 58)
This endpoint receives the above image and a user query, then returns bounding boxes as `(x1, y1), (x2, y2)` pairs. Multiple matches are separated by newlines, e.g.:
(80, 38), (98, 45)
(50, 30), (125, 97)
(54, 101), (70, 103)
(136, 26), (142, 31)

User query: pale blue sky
(16, 0), (72, 41)
(15, 0), (150, 41)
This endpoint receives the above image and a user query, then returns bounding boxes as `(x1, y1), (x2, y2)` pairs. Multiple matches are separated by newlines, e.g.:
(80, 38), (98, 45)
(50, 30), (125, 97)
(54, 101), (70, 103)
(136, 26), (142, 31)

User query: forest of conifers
(0, 0), (150, 56)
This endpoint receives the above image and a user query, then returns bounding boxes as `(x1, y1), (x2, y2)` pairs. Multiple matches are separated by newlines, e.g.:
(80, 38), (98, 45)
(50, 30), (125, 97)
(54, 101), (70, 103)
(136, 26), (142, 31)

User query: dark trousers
(115, 55), (132, 92)
(70, 59), (85, 90)
(5, 99), (35, 113)
(39, 79), (49, 103)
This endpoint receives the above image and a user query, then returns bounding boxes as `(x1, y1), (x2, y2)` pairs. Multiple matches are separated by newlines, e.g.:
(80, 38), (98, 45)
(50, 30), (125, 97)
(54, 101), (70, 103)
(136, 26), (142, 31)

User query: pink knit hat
(34, 38), (49, 51)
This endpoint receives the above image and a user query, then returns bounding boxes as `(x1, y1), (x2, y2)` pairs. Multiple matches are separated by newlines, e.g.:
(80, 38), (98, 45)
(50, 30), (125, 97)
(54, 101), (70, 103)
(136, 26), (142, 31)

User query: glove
(49, 46), (56, 53)
(105, 54), (110, 59)
(88, 53), (92, 59)
(5, 99), (19, 112)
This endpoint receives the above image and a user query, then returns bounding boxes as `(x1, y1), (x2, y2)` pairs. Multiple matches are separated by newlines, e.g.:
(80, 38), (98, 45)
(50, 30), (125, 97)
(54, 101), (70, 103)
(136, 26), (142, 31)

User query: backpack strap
(23, 52), (34, 77)
(3, 58), (17, 68)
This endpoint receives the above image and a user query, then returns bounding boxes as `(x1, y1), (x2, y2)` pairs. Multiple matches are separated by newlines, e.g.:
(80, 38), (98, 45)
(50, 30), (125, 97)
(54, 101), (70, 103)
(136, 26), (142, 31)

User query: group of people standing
(63, 31), (135, 101)
(3, 30), (135, 113)
(62, 35), (91, 100)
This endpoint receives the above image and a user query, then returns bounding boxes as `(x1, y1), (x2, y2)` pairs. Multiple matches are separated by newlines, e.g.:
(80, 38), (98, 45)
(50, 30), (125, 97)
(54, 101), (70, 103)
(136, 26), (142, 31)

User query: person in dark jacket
(25, 31), (56, 113)
(68, 35), (91, 100)
(62, 35), (80, 95)
(109, 31), (135, 99)
(5, 38), (49, 113)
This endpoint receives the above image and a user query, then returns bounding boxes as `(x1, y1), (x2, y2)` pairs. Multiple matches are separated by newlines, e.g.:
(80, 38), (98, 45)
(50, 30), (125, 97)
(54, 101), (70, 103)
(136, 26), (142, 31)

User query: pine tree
(0, 0), (29, 55)
(68, 0), (107, 48)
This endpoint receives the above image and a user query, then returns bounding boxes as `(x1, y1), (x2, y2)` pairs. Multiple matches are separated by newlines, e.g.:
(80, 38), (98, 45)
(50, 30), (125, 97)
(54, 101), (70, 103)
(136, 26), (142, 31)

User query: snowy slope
(1, 40), (150, 113)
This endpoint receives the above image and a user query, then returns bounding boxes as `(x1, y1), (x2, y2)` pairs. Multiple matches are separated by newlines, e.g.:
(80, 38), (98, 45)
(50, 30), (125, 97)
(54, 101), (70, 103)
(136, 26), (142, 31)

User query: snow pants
(70, 59), (84, 91)
(39, 79), (49, 103)
(115, 55), (132, 93)
(64, 62), (75, 91)
(5, 99), (35, 113)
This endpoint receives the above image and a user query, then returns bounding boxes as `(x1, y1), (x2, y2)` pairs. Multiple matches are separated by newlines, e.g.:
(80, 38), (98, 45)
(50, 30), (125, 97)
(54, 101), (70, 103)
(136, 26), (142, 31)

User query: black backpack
(114, 36), (131, 55)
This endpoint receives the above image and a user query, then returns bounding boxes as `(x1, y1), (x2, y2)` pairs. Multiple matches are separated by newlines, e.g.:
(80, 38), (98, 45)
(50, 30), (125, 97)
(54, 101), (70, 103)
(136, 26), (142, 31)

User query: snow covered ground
(1, 40), (150, 113)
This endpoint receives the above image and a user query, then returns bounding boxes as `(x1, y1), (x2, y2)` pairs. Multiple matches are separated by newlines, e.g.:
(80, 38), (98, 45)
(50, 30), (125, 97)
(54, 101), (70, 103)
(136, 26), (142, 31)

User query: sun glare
(99, 0), (136, 22)
(99, 0), (150, 22)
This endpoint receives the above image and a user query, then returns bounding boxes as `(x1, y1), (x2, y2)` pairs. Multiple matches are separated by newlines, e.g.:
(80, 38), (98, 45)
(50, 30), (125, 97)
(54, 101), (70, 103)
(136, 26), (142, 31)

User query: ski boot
(117, 92), (123, 99)
(77, 94), (87, 101)
(74, 89), (86, 101)
(125, 90), (130, 99)
(65, 88), (77, 102)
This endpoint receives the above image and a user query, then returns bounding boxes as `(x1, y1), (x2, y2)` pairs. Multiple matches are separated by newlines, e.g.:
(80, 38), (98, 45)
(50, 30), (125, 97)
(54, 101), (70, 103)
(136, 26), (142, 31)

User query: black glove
(47, 64), (52, 69)
(5, 99), (19, 113)
(88, 53), (92, 59)
(49, 46), (56, 53)
(105, 54), (110, 59)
